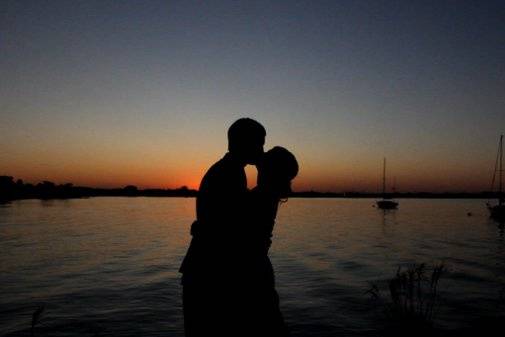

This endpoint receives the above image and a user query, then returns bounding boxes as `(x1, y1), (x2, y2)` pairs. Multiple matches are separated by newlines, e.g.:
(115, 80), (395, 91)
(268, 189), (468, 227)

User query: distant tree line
(0, 176), (197, 201)
(292, 190), (499, 199)
(0, 175), (500, 202)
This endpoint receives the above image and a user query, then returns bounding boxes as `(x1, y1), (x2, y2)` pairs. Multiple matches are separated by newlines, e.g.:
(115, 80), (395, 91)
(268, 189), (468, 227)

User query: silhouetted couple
(179, 118), (298, 337)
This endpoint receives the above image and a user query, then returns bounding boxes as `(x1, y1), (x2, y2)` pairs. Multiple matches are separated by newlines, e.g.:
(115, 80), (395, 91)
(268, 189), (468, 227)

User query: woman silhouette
(238, 146), (298, 337)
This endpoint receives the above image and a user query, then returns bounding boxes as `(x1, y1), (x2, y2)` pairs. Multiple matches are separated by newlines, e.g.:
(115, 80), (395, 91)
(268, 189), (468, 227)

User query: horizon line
(0, 175), (500, 195)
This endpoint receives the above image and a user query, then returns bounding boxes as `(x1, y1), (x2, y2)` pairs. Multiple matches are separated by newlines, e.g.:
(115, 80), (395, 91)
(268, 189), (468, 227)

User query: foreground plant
(366, 263), (445, 335)
(31, 304), (45, 337)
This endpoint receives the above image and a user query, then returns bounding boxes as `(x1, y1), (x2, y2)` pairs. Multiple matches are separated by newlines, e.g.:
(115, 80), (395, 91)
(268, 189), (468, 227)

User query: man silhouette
(179, 118), (266, 337)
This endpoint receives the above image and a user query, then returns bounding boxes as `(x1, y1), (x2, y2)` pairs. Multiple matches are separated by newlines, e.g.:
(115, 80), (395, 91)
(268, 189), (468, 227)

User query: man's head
(227, 118), (266, 165)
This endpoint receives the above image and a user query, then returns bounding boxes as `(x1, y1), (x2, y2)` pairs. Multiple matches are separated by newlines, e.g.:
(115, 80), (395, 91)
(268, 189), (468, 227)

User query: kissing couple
(179, 118), (298, 337)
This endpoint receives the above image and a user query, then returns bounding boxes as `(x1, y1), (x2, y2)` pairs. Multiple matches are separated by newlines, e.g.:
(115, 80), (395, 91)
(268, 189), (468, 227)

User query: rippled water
(1, 197), (504, 336)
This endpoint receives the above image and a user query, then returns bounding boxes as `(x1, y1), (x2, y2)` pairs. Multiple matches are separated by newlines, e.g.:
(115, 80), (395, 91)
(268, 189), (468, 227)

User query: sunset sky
(1, 0), (504, 192)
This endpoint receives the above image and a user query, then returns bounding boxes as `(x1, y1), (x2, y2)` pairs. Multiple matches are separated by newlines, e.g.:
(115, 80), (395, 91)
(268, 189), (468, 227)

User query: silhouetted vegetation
(30, 305), (44, 337)
(0, 176), (197, 201)
(365, 264), (505, 337)
(366, 264), (444, 336)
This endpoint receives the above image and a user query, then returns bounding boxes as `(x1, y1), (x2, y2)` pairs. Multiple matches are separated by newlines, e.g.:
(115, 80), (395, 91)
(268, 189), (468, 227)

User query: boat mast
(500, 135), (503, 205)
(382, 158), (386, 198)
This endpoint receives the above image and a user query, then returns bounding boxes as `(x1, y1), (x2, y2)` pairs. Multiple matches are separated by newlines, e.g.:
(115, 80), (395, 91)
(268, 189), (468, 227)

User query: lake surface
(1, 197), (504, 336)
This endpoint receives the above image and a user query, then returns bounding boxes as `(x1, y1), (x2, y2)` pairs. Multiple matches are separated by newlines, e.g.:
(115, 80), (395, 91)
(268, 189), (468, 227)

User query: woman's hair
(259, 146), (298, 199)
(262, 146), (298, 180)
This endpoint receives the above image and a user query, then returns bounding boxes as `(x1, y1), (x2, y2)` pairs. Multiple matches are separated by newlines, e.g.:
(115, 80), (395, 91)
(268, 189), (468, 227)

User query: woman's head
(257, 146), (298, 198)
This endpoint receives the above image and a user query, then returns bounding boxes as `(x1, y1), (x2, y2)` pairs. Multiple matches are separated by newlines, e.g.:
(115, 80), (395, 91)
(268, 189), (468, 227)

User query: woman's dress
(239, 190), (289, 337)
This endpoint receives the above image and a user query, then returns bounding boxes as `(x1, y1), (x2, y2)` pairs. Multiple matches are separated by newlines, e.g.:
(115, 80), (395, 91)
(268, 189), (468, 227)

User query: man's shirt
(179, 152), (248, 279)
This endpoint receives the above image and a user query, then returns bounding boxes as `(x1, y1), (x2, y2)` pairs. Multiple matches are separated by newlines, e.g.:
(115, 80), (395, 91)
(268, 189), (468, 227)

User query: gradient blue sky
(1, 0), (504, 192)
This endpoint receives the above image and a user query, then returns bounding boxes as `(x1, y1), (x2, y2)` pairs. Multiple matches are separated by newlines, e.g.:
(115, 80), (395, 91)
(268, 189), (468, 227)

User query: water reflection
(1, 198), (505, 337)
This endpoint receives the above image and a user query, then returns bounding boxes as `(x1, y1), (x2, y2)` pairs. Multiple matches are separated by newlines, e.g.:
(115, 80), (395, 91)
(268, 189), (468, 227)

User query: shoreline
(1, 192), (501, 202)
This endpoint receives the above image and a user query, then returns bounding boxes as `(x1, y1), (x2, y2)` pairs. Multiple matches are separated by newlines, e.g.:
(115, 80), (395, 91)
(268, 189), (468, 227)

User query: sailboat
(487, 135), (505, 220)
(376, 158), (399, 210)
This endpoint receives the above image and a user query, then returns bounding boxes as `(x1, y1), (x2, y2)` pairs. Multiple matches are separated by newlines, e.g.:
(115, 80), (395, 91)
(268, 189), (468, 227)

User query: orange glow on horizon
(2, 159), (492, 193)
(1, 134), (497, 193)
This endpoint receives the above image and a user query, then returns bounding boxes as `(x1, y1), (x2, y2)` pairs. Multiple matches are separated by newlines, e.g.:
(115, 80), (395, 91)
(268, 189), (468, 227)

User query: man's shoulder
(200, 153), (245, 191)
(202, 156), (229, 180)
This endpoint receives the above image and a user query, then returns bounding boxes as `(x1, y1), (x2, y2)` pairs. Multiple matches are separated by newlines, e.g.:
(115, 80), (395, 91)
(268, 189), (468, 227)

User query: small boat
(487, 135), (505, 220)
(376, 158), (398, 210)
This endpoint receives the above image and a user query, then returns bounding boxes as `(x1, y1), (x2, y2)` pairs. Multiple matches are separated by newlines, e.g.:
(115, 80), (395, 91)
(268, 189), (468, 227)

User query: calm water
(1, 197), (504, 336)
